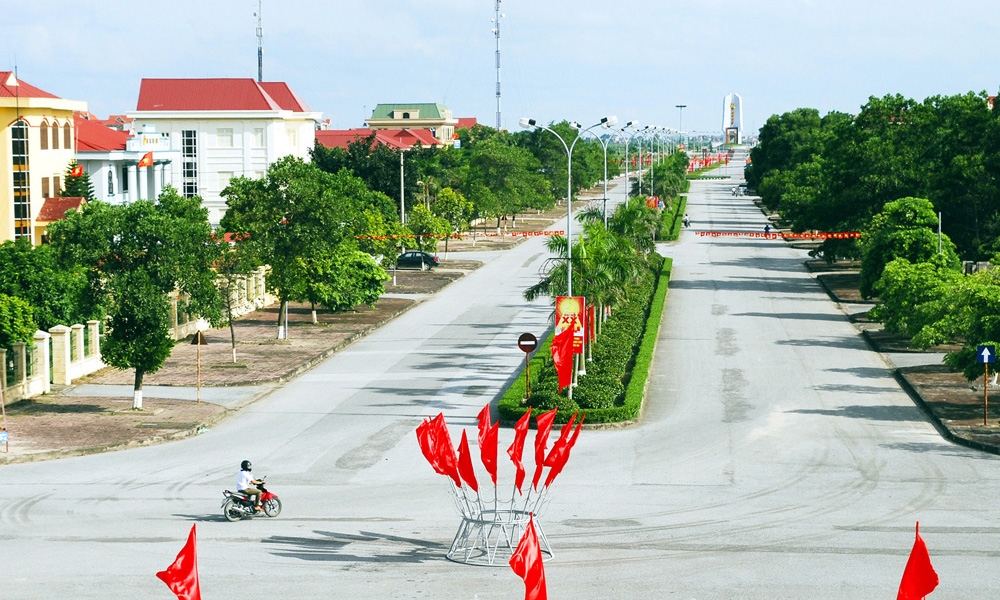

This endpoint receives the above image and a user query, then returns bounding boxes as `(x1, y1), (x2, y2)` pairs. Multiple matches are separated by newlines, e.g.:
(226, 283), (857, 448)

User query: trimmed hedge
(659, 195), (687, 241)
(498, 256), (673, 425)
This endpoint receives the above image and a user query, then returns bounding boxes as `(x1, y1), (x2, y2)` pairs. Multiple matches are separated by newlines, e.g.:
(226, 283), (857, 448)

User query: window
(64, 123), (71, 149)
(121, 165), (129, 193)
(53, 176), (60, 195)
(402, 112), (410, 119)
(108, 170), (115, 196)
(181, 130), (198, 198)
(40, 122), (49, 150)
(252, 128), (265, 148)
(42, 177), (50, 199)
(51, 121), (59, 149)
(11, 120), (31, 239)
(216, 128), (233, 148)
(286, 128), (298, 148)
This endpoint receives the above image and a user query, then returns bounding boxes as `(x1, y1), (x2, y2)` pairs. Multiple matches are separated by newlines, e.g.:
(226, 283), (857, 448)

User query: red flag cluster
(417, 405), (584, 495)
(550, 326), (574, 393)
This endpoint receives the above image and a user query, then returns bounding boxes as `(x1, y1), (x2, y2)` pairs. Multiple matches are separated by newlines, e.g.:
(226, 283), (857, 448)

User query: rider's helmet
(241, 460), (252, 471)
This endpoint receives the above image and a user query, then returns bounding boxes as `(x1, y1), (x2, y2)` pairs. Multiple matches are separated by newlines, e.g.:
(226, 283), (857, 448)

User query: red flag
(550, 326), (574, 393)
(477, 403), (492, 434)
(70, 164), (84, 177)
(431, 414), (461, 487)
(509, 514), (547, 600)
(544, 414), (584, 488)
(156, 524), (201, 600)
(507, 409), (532, 493)
(897, 522), (939, 600)
(457, 429), (479, 492)
(138, 151), (154, 168)
(531, 408), (558, 490)
(481, 422), (498, 486)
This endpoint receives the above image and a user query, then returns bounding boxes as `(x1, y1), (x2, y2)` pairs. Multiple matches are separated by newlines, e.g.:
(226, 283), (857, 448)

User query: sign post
(978, 345), (995, 425)
(517, 333), (538, 402)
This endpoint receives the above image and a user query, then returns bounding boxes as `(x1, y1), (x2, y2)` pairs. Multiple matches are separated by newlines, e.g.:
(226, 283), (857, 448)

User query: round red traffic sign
(517, 333), (538, 353)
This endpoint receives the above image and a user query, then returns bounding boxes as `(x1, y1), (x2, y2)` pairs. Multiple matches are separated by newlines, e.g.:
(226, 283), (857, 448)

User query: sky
(4, 0), (1000, 136)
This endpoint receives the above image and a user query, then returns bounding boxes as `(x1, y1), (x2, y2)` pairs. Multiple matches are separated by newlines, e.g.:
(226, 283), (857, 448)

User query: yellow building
(0, 72), (87, 244)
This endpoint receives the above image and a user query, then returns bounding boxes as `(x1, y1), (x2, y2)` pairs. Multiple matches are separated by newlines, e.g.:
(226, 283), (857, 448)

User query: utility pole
(676, 105), (686, 142)
(255, 0), (263, 82)
(493, 0), (502, 130)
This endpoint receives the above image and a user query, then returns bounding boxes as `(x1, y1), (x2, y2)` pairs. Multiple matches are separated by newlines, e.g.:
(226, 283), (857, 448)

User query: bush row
(498, 255), (673, 425)
(659, 196), (687, 241)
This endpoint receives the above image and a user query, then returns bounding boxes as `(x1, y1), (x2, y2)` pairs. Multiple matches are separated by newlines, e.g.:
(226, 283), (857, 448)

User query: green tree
(859, 197), (960, 298)
(0, 293), (36, 350)
(60, 160), (97, 201)
(431, 187), (473, 253)
(0, 238), (94, 330)
(48, 188), (221, 409)
(405, 203), (450, 253)
(221, 156), (385, 338)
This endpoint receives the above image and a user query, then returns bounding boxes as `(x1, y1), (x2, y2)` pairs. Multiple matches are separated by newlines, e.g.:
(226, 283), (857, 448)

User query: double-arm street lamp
(519, 116), (616, 297)
(573, 116), (619, 226)
(617, 121), (639, 203)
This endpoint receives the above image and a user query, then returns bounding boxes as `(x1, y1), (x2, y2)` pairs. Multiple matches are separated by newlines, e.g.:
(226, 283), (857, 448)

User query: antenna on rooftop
(493, 0), (502, 130)
(254, 0), (263, 82)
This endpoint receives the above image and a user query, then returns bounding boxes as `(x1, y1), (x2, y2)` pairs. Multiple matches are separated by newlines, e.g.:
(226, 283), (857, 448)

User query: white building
(127, 78), (321, 225)
(75, 113), (180, 203)
(723, 92), (743, 145)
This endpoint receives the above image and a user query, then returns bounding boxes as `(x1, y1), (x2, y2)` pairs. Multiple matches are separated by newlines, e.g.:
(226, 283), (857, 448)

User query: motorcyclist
(237, 460), (264, 511)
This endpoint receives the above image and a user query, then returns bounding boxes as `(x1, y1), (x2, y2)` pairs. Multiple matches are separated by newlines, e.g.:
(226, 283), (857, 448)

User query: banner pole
(986, 362), (990, 426)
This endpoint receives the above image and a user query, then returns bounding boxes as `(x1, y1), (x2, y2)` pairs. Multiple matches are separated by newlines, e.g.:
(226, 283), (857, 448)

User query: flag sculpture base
(417, 406), (583, 568)
(446, 501), (553, 566)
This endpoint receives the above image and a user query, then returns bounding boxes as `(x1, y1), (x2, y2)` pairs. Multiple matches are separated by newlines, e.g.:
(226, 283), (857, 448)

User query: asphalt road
(3, 165), (1000, 599)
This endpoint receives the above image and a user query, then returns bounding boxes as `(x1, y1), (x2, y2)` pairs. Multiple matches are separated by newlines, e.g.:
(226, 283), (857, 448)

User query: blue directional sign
(0, 430), (8, 444)
(977, 345), (996, 364)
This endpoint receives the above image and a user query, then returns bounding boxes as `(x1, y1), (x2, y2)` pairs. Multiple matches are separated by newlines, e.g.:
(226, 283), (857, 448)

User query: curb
(893, 368), (1000, 456)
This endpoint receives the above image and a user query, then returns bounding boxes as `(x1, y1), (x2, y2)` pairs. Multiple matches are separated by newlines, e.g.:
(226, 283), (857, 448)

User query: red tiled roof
(75, 113), (128, 152)
(36, 197), (86, 223)
(456, 117), (478, 130)
(316, 128), (443, 151)
(258, 82), (311, 112)
(0, 72), (60, 99)
(136, 78), (313, 112)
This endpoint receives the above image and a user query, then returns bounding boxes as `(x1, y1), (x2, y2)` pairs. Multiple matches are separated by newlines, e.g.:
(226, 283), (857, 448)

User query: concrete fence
(1, 267), (275, 403)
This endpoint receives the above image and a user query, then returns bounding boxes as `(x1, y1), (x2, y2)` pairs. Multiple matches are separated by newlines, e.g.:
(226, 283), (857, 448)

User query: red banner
(555, 296), (585, 354)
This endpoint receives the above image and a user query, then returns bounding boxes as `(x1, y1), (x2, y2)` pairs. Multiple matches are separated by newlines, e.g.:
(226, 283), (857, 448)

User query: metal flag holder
(445, 482), (554, 566)
(417, 404), (583, 568)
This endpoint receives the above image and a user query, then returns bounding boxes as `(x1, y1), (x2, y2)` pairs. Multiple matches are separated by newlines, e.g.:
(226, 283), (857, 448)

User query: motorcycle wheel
(223, 499), (243, 522)
(263, 497), (282, 518)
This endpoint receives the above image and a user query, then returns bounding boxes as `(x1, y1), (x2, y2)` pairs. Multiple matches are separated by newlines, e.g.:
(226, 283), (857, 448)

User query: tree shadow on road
(787, 404), (924, 421)
(263, 530), (447, 563)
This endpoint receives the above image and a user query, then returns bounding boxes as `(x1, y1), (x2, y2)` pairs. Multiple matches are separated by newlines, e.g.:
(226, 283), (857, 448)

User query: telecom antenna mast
(255, 0), (263, 82)
(493, 0), (502, 130)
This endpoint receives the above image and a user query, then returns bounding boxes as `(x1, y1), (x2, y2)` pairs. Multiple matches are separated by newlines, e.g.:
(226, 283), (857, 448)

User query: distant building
(0, 72), (87, 244)
(75, 112), (180, 204)
(365, 103), (459, 146)
(315, 128), (442, 151)
(723, 93), (743, 145)
(127, 78), (321, 225)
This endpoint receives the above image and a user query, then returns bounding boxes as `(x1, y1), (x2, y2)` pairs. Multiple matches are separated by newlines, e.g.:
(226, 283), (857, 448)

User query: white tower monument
(723, 93), (743, 144)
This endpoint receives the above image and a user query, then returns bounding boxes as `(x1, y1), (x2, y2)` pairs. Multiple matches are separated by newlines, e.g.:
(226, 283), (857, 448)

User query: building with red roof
(128, 78), (321, 225)
(74, 112), (180, 205)
(315, 128), (443, 151)
(0, 72), (87, 244)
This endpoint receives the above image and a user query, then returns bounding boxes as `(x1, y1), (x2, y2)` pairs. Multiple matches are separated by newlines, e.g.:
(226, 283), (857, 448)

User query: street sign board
(517, 333), (538, 353)
(978, 345), (996, 364)
(0, 430), (8, 444)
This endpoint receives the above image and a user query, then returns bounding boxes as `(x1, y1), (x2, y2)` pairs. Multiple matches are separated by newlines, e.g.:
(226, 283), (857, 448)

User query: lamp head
(601, 116), (619, 128)
(625, 120), (638, 128)
(569, 121), (581, 130)
(519, 117), (536, 129)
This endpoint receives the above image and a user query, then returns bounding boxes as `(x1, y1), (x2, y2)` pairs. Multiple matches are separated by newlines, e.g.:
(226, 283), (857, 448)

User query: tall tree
(48, 188), (221, 409)
(221, 156), (385, 338)
(60, 160), (97, 201)
(0, 238), (94, 330)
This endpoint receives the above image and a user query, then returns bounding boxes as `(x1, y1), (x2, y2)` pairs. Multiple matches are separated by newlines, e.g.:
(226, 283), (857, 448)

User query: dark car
(396, 250), (439, 270)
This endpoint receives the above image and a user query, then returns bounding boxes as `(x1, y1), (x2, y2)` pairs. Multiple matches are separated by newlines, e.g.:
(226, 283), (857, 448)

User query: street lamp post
(574, 117), (620, 226)
(676, 105), (686, 140)
(617, 122), (639, 207)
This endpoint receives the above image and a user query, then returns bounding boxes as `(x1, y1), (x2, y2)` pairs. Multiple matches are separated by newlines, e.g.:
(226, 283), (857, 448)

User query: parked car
(396, 250), (439, 270)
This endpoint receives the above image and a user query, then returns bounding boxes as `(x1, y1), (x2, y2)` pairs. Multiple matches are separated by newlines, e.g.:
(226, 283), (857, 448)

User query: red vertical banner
(555, 296), (585, 355)
(587, 305), (596, 342)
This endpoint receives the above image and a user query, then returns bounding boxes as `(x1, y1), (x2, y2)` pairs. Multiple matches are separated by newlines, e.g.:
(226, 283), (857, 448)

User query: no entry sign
(517, 333), (538, 353)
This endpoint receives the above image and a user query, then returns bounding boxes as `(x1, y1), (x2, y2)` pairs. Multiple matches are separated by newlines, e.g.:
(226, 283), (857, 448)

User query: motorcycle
(221, 477), (282, 522)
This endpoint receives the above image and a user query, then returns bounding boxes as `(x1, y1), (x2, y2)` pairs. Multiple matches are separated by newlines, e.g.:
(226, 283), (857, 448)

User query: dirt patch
(0, 396), (225, 461)
(899, 364), (1000, 451)
(816, 272), (867, 304)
